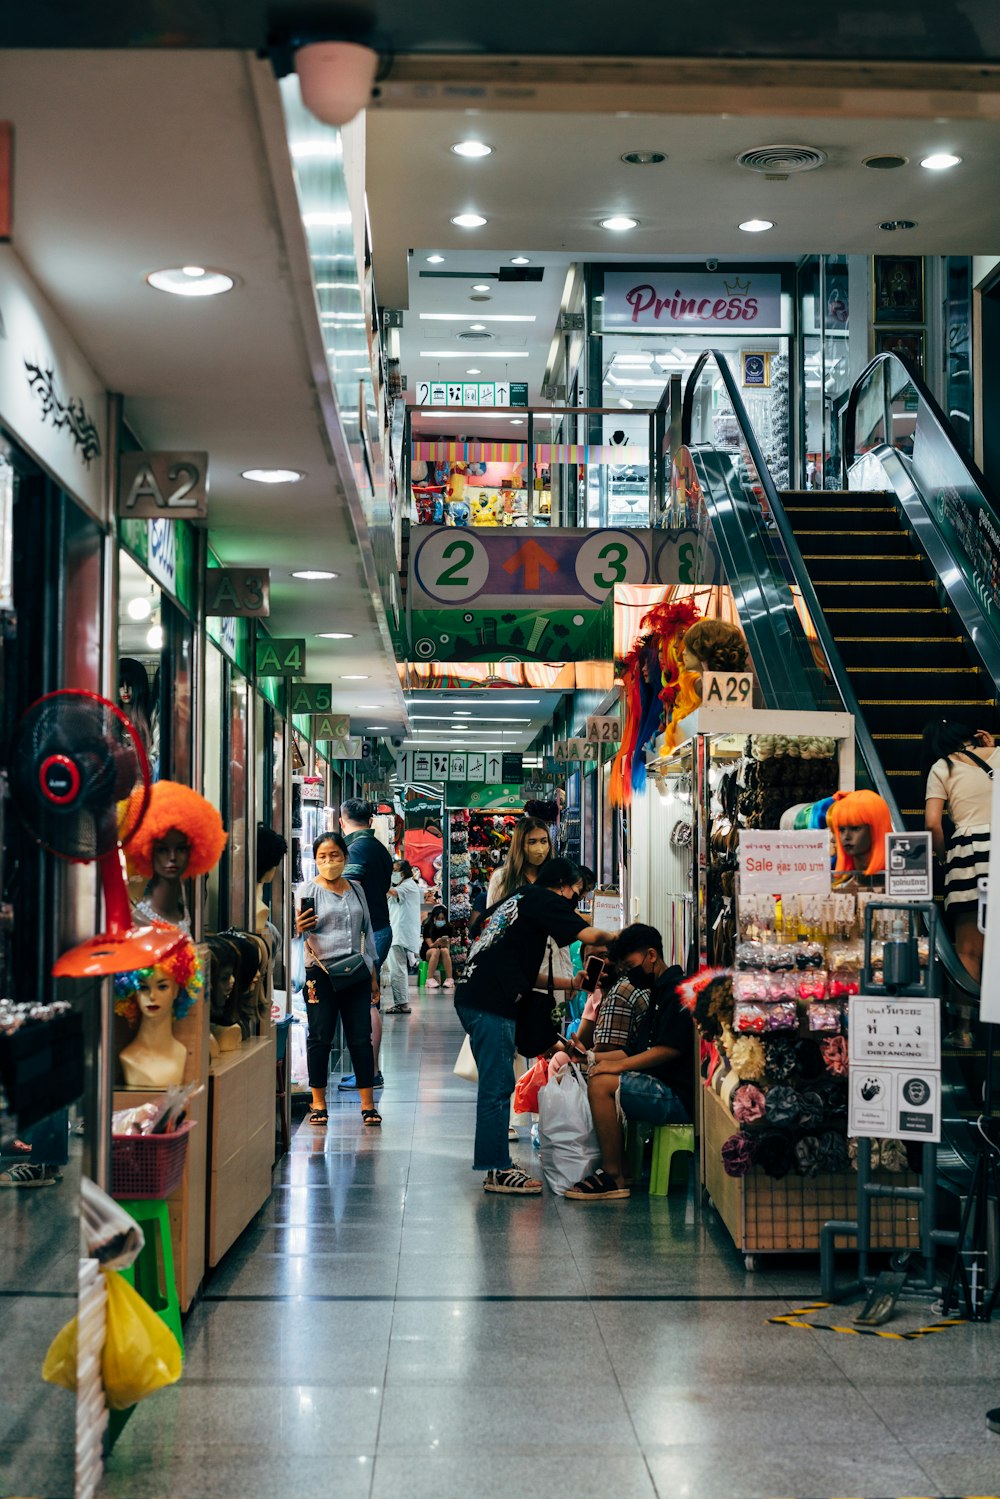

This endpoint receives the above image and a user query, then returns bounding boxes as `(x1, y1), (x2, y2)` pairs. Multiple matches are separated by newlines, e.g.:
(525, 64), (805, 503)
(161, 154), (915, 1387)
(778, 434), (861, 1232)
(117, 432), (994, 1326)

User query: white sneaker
(0, 1163), (62, 1187)
(507, 1125), (519, 1140)
(483, 1168), (542, 1195)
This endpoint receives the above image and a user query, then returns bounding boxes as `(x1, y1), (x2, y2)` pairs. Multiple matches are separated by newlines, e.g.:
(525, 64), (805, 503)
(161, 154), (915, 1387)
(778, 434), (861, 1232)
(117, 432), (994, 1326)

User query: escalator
(680, 347), (999, 1202)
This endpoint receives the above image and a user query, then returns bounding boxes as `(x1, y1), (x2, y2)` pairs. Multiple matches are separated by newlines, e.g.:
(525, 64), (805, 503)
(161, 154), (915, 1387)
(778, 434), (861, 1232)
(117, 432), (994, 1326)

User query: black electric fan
(10, 689), (185, 976)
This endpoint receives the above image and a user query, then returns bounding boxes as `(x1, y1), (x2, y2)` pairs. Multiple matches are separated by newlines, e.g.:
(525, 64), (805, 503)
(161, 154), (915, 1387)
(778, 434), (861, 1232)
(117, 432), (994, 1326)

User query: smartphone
(582, 955), (607, 992)
(299, 897), (316, 923)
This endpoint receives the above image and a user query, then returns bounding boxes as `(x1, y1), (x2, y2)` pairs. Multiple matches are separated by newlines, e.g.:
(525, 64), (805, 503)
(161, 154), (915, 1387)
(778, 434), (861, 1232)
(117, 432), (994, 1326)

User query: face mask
(628, 963), (651, 989)
(391, 873), (403, 886)
(434, 918), (446, 928)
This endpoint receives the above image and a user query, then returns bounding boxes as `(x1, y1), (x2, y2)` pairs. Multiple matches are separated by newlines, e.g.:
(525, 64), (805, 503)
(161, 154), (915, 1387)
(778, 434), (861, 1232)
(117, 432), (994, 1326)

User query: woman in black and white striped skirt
(923, 719), (999, 983)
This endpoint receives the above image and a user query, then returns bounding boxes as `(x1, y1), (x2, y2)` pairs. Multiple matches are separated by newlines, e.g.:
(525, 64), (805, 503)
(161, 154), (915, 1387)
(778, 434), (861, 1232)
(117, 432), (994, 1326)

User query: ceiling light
(451, 140), (493, 158)
(147, 267), (235, 297)
(920, 152), (962, 170)
(410, 697), (540, 705)
(739, 219), (774, 232)
(242, 468), (305, 484)
(453, 711), (472, 716)
(366, 726), (389, 731)
(317, 631), (354, 639)
(341, 674), (369, 680)
(127, 596), (152, 621)
(357, 705), (385, 710)
(621, 150), (667, 165)
(510, 418), (525, 425)
(466, 368), (481, 374)
(419, 313), (535, 322)
(146, 625), (164, 650)
(863, 154), (908, 170)
(600, 215), (639, 231)
(419, 350), (529, 359)
(293, 570), (338, 580)
(471, 283), (491, 292)
(427, 254), (445, 264)
(510, 257), (530, 265)
(451, 213), (488, 228)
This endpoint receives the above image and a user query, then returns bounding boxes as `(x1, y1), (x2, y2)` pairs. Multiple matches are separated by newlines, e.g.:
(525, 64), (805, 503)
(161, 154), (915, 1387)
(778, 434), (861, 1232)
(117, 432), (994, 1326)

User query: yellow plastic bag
(41, 1313), (78, 1393)
(102, 1269), (182, 1410)
(41, 1269), (182, 1409)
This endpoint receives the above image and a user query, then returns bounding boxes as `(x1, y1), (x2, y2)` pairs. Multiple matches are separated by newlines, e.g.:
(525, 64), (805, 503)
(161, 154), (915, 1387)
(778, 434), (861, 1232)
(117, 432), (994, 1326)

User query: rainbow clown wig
(127, 780), (227, 880)
(114, 938), (205, 1024)
(827, 789), (893, 875)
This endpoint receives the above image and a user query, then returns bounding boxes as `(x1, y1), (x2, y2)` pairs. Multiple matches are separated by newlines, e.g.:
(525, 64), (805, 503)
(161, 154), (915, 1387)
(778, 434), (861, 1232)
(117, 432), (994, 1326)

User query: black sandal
(361, 1108), (382, 1127)
(308, 1107), (328, 1127)
(564, 1170), (630, 1200)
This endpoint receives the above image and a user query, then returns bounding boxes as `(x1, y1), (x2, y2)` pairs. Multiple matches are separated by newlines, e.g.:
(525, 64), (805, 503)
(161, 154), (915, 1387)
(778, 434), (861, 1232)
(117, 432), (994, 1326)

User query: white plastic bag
(453, 1033), (478, 1082)
(537, 1064), (600, 1196)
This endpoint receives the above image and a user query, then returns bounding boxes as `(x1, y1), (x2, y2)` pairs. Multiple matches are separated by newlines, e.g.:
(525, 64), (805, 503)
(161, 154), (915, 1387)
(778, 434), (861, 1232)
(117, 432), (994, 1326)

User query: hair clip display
(733, 1001), (768, 1034)
(797, 973), (828, 1002)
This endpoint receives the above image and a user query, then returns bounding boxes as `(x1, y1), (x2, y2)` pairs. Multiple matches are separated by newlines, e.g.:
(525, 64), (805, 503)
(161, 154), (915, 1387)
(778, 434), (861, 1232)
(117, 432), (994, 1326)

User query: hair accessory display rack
(821, 902), (956, 1305)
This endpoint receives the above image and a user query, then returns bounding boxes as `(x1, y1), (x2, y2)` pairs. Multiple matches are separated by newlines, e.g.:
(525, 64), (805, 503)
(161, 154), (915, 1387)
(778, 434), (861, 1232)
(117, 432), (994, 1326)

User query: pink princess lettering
(625, 283), (759, 324)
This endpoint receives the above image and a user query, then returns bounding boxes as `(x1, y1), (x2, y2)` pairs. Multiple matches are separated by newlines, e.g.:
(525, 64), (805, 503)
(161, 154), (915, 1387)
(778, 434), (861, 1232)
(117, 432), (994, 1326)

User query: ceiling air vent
(736, 144), (828, 175)
(456, 329), (496, 342)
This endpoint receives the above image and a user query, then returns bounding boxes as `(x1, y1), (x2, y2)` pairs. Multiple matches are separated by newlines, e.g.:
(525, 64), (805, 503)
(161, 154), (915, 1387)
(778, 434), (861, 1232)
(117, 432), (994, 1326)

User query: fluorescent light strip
(418, 314), (536, 323)
(407, 698), (541, 705)
(410, 715), (531, 723)
(419, 351), (530, 359)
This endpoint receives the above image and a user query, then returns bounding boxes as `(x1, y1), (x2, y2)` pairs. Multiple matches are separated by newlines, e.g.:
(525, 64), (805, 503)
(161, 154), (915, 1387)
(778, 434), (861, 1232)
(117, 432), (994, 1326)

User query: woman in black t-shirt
(454, 858), (618, 1195)
(420, 904), (455, 989)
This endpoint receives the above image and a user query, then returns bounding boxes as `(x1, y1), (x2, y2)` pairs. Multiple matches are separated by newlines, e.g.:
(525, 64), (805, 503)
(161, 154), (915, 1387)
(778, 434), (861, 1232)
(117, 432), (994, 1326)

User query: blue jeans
(373, 926), (393, 968)
(619, 1072), (690, 1126)
(456, 1004), (516, 1172)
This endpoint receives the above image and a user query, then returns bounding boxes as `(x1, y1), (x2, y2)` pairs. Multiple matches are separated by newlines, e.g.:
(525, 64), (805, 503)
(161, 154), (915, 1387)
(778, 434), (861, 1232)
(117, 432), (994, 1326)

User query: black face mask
(627, 962), (651, 989)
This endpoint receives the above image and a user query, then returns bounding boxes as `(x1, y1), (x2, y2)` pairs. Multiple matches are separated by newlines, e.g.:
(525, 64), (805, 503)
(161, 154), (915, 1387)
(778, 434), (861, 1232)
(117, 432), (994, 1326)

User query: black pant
(305, 966), (375, 1091)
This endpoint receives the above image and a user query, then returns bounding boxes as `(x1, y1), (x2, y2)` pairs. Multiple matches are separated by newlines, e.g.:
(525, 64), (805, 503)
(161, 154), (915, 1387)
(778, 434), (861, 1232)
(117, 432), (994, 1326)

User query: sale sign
(738, 831), (831, 896)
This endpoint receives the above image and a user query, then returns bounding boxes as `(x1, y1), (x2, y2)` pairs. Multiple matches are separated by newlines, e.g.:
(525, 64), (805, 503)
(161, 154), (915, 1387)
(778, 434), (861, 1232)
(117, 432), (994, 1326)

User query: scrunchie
(764, 1084), (801, 1128)
(814, 1074), (849, 1117)
(763, 1035), (797, 1084)
(729, 1035), (766, 1080)
(797, 1089), (826, 1132)
(820, 1035), (849, 1076)
(721, 1132), (759, 1177)
(731, 1081), (767, 1125)
(794, 1134), (823, 1176)
(795, 1037), (825, 1080)
(755, 1131), (795, 1179)
(815, 1131), (849, 1174)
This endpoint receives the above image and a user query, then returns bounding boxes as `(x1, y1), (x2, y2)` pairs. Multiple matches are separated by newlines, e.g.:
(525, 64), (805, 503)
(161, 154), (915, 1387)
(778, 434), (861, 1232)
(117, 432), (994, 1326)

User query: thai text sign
(738, 831), (831, 895)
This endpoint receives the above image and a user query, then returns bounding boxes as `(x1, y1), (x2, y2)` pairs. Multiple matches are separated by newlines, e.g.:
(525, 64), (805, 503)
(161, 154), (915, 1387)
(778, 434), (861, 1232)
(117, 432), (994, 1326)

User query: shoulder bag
(306, 881), (371, 992)
(515, 946), (560, 1059)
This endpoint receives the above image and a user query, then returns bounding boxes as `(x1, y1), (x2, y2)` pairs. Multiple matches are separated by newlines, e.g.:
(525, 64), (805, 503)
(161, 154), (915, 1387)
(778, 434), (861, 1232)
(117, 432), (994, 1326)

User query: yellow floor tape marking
(768, 1302), (967, 1340)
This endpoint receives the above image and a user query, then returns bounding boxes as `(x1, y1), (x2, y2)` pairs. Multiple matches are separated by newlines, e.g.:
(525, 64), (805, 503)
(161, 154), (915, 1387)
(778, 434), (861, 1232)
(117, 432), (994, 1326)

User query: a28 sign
(586, 715), (622, 743)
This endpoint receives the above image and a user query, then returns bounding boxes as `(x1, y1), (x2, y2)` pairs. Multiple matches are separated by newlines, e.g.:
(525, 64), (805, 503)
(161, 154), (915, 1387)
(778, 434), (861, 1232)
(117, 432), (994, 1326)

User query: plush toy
(413, 485), (445, 524)
(449, 499), (471, 527)
(470, 493), (500, 526)
(445, 465), (472, 527)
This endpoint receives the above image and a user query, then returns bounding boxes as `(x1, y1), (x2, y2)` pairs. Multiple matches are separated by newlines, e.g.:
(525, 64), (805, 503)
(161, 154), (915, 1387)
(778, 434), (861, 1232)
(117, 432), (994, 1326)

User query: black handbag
(515, 947), (559, 1058)
(307, 882), (371, 992)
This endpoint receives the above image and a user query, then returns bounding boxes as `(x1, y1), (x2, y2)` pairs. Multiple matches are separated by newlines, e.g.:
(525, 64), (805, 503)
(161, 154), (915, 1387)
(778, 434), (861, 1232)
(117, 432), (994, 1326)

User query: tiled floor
(98, 988), (1000, 1499)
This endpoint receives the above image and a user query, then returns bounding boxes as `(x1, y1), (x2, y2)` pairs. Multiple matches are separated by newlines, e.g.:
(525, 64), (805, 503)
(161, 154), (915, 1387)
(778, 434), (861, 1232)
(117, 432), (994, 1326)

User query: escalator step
(814, 581), (938, 608)
(796, 534), (915, 556)
(859, 700), (995, 735)
(804, 554), (929, 581)
(825, 607), (955, 636)
(835, 637), (966, 669)
(785, 510), (898, 532)
(849, 667), (988, 698)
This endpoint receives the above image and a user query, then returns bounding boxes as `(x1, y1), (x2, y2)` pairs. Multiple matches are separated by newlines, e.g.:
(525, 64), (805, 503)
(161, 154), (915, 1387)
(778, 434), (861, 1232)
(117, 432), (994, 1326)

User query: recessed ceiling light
(451, 140), (493, 158)
(466, 368), (482, 374)
(147, 266), (235, 297)
(739, 219), (774, 232)
(863, 154), (908, 170)
(357, 705), (385, 710)
(510, 257), (530, 265)
(419, 350), (529, 358)
(621, 150), (667, 165)
(366, 725), (389, 730)
(469, 323), (487, 331)
(600, 215), (639, 231)
(451, 213), (488, 228)
(453, 711), (472, 716)
(146, 624), (164, 650)
(471, 283), (491, 292)
(341, 674), (369, 680)
(127, 596), (152, 621)
(427, 254), (445, 264)
(242, 468), (305, 484)
(420, 313), (535, 322)
(920, 152), (962, 170)
(293, 570), (338, 580)
(317, 631), (354, 639)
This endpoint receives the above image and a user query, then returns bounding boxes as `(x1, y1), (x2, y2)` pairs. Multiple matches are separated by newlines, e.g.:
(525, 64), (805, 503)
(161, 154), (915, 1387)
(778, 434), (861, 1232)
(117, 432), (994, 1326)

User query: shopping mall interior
(2, 7), (1000, 1498)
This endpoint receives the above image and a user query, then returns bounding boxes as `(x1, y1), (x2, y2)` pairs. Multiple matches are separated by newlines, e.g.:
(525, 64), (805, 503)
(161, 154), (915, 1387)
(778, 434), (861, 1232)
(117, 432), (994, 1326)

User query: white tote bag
(453, 1033), (478, 1083)
(537, 1065), (600, 1196)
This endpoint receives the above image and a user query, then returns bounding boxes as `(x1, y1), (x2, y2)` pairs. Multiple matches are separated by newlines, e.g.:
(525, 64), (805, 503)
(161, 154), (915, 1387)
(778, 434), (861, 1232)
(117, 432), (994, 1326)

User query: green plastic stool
(116, 1199), (184, 1351)
(648, 1123), (696, 1198)
(418, 958), (445, 987)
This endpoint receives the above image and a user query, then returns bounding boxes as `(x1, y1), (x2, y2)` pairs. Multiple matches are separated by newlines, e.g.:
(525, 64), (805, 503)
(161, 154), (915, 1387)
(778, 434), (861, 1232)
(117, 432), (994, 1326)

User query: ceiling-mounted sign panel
(415, 380), (528, 408)
(288, 683), (334, 714)
(313, 713), (351, 741)
(256, 638), (306, 676)
(603, 272), (784, 333)
(205, 568), (270, 617)
(118, 450), (208, 519)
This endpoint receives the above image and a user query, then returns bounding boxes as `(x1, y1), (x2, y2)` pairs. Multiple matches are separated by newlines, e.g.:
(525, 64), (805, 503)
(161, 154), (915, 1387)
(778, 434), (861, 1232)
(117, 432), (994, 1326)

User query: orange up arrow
(502, 539), (558, 591)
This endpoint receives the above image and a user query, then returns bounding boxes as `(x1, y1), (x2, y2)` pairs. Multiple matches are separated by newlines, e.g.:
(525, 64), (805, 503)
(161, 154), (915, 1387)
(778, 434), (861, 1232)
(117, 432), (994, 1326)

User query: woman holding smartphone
(296, 832), (382, 1128)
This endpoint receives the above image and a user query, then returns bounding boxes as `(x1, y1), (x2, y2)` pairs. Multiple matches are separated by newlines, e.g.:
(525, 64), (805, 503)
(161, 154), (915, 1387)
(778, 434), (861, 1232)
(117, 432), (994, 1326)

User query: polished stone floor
(98, 988), (1000, 1499)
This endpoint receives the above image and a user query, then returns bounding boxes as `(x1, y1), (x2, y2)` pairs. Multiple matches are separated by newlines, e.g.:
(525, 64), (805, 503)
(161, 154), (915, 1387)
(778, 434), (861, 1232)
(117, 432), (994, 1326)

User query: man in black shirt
(566, 922), (693, 1201)
(456, 858), (618, 1195)
(338, 798), (394, 1091)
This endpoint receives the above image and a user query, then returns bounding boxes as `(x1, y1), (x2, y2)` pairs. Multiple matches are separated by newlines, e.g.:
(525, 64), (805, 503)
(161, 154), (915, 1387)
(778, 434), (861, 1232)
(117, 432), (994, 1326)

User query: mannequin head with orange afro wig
(827, 790), (893, 875)
(127, 780), (227, 880)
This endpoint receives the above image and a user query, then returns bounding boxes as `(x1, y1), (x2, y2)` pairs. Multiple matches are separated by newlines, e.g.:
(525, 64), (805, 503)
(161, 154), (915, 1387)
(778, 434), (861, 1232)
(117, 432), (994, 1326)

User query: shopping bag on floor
(537, 1064), (600, 1196)
(453, 1033), (478, 1083)
(513, 1056), (547, 1115)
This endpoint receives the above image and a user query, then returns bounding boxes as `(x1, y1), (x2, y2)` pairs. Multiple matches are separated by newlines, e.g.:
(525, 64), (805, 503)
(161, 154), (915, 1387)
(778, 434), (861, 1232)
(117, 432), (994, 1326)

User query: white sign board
(586, 715), (622, 743)
(702, 671), (754, 709)
(885, 831), (933, 900)
(978, 774), (1000, 1023)
(591, 889), (623, 933)
(466, 752), (486, 782)
(431, 751), (450, 780)
(849, 1066), (941, 1143)
(325, 736), (362, 760)
(603, 271), (783, 333)
(449, 752), (468, 781)
(849, 997), (940, 1070)
(738, 831), (831, 896)
(848, 995), (941, 1142)
(411, 750), (433, 780)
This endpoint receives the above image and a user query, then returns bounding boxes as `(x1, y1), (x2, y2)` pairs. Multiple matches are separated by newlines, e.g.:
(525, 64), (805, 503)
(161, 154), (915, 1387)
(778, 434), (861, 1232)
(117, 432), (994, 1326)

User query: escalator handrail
(682, 348), (979, 1007)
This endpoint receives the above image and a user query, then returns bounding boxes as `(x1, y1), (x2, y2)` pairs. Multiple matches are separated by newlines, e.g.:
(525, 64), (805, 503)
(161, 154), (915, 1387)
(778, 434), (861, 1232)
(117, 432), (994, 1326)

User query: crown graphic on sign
(724, 275), (751, 294)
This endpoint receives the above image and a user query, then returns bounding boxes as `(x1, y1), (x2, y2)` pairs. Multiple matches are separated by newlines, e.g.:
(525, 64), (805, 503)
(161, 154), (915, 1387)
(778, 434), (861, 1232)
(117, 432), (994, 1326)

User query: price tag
(702, 670), (753, 708)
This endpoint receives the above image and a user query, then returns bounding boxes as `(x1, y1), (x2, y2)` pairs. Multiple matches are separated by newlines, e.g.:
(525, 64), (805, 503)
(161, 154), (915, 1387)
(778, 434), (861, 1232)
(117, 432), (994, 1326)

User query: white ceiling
(0, 49), (408, 734)
(402, 689), (564, 753)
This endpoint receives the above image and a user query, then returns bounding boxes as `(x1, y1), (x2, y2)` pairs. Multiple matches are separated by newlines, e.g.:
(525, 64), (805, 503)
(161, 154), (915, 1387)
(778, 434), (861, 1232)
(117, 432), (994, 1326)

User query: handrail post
(648, 407), (657, 530)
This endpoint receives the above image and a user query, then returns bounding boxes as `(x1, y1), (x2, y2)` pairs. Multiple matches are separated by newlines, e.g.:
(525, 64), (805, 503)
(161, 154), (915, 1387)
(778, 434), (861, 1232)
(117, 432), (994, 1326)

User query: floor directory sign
(848, 995), (941, 1141)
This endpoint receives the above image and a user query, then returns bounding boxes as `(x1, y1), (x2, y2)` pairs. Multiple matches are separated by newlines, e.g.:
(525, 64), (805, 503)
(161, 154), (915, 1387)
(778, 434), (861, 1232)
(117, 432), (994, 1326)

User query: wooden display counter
(700, 1084), (920, 1270)
(207, 1035), (275, 1268)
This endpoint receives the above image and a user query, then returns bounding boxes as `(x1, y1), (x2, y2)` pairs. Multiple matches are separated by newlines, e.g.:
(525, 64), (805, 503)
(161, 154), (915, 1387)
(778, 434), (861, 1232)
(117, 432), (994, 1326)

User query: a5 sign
(288, 683), (334, 714)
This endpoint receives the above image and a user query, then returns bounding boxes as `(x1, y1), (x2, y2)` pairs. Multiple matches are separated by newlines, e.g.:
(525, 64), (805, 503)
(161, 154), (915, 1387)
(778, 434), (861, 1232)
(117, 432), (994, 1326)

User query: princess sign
(603, 272), (783, 333)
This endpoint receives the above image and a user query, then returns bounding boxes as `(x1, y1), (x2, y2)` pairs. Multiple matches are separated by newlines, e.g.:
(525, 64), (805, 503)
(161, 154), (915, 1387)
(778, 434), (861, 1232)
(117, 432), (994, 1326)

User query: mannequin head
(256, 823), (288, 885)
(827, 790), (893, 874)
(151, 829), (192, 885)
(206, 935), (241, 1026)
(128, 781), (227, 882)
(681, 619), (749, 675)
(115, 938), (204, 1025)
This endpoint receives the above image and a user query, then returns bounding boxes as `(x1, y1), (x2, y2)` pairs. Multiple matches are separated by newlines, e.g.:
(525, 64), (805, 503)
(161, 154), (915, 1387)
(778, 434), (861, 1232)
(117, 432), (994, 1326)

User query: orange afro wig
(827, 790), (893, 875)
(127, 780), (227, 880)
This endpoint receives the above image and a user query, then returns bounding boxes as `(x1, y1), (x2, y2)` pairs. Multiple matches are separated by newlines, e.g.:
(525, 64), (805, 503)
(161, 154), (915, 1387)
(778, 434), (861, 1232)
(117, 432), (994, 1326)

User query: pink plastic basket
(111, 1120), (195, 1200)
